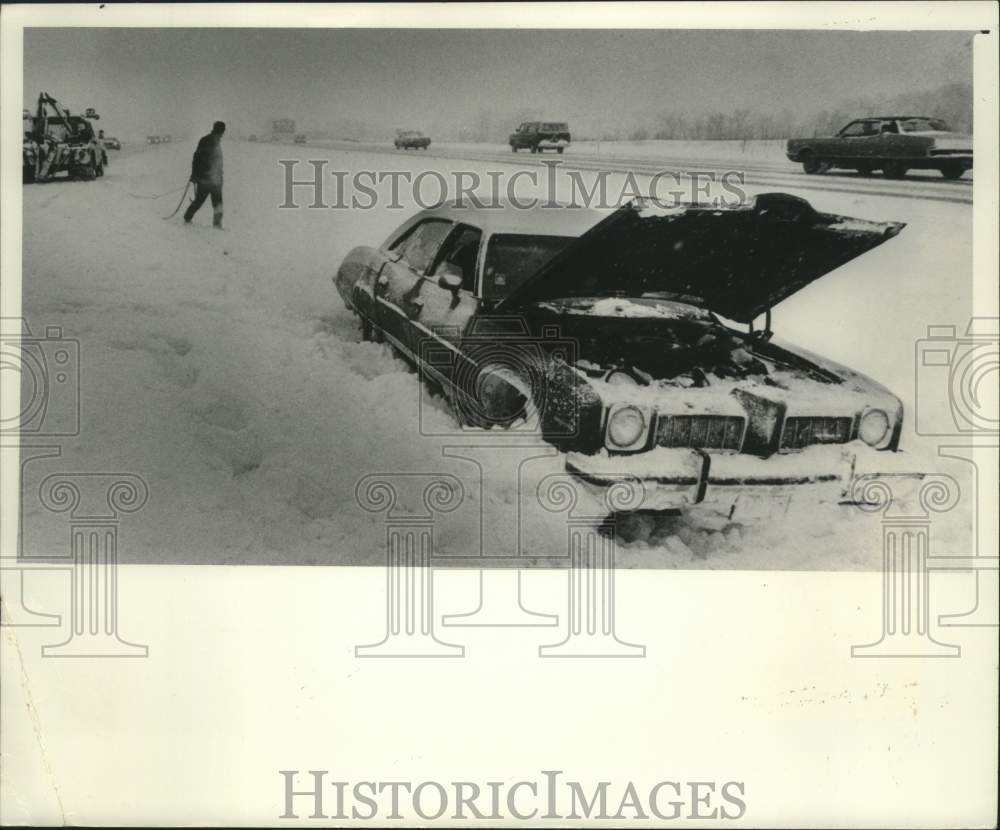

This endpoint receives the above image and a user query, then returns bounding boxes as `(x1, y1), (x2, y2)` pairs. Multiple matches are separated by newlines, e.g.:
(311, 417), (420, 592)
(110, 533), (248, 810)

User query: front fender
(334, 246), (381, 311)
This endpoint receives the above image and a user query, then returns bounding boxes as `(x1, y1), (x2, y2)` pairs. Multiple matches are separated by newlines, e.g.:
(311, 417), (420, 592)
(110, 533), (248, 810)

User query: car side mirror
(437, 265), (464, 292)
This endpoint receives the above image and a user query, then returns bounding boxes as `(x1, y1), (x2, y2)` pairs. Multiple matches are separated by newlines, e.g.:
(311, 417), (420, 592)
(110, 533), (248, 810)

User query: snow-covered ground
(17, 140), (975, 568)
(571, 138), (789, 161)
(434, 138), (790, 166)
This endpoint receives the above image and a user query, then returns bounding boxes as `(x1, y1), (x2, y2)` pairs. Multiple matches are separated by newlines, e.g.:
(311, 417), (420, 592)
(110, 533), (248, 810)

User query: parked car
(294, 133), (307, 144)
(509, 121), (571, 153)
(786, 116), (972, 179)
(395, 130), (431, 150)
(101, 134), (122, 150)
(334, 194), (906, 513)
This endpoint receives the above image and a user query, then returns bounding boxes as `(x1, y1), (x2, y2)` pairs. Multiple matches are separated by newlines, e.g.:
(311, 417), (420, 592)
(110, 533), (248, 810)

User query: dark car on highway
(333, 194), (907, 516)
(509, 121), (571, 153)
(395, 130), (431, 150)
(786, 116), (972, 179)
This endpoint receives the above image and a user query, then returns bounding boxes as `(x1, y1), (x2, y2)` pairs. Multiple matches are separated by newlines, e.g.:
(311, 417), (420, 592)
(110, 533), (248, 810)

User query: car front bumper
(538, 139), (569, 149)
(565, 443), (905, 514)
(927, 152), (973, 169)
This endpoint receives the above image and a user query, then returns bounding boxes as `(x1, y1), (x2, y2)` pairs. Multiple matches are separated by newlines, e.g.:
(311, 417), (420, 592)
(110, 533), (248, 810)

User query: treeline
(451, 82), (972, 143)
(612, 82), (973, 141)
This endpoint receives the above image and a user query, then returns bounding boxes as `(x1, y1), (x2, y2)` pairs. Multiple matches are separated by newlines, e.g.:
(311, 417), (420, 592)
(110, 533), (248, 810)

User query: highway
(309, 138), (974, 206)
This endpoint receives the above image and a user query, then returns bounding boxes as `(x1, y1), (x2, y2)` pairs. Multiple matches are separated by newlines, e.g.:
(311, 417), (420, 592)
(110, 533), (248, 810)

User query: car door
(374, 218), (453, 357)
(834, 120), (869, 159)
(876, 119), (907, 159)
(856, 119), (889, 161)
(407, 224), (483, 379)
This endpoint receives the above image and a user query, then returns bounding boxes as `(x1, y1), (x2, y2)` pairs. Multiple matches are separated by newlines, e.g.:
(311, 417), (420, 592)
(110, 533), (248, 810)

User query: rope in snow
(128, 184), (188, 200)
(161, 181), (194, 219)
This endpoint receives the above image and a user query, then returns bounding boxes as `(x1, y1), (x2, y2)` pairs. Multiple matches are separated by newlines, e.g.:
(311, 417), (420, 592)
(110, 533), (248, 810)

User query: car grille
(656, 414), (745, 451)
(779, 416), (852, 450)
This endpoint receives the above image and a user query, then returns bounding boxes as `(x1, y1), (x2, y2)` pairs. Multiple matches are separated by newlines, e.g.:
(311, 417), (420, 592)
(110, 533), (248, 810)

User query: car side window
(430, 225), (482, 292)
(839, 121), (865, 137)
(391, 219), (453, 273)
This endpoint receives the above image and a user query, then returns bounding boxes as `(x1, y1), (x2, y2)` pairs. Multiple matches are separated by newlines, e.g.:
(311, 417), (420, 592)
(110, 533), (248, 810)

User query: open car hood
(495, 193), (905, 323)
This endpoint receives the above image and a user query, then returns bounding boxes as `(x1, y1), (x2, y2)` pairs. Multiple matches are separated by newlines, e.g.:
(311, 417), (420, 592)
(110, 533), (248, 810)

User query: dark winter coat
(190, 133), (223, 186)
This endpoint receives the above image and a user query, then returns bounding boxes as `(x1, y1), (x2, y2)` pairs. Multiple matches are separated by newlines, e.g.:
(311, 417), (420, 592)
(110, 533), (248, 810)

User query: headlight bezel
(858, 407), (892, 449)
(605, 404), (650, 451)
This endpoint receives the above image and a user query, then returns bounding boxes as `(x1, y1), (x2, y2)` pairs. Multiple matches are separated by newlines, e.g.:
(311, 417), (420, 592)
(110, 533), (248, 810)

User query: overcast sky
(23, 28), (975, 139)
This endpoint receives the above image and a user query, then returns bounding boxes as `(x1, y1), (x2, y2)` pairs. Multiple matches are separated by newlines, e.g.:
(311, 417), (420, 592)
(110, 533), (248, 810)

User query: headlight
(607, 405), (647, 449)
(859, 409), (890, 447)
(605, 370), (638, 387)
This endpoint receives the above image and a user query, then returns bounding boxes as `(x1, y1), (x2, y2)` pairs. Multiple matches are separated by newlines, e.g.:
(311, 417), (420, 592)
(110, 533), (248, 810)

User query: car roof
(408, 200), (610, 237)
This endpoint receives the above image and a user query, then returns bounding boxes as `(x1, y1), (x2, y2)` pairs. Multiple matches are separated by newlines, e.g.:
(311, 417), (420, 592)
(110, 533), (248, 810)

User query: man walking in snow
(184, 121), (225, 228)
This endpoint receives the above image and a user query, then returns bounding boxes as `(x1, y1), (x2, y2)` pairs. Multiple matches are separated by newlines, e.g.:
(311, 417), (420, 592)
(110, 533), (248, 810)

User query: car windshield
(899, 118), (950, 132)
(483, 234), (574, 300)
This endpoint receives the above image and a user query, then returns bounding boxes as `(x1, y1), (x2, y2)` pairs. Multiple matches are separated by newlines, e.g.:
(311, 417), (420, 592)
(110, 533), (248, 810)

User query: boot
(213, 208), (223, 230)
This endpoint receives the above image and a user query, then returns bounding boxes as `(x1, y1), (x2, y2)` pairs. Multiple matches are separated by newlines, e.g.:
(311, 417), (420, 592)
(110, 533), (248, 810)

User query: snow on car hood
(496, 193), (905, 323)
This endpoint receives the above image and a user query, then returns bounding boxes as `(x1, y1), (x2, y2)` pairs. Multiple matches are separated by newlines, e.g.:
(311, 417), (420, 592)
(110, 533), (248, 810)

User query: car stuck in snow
(334, 193), (906, 513)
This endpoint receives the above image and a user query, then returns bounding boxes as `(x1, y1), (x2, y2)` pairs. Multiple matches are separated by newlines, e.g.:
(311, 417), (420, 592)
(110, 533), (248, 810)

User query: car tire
(557, 147), (564, 154)
(530, 145), (538, 154)
(940, 162), (965, 180)
(75, 161), (97, 181)
(444, 383), (485, 428)
(856, 164), (873, 177)
(446, 363), (533, 430)
(882, 161), (908, 179)
(801, 151), (823, 175)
